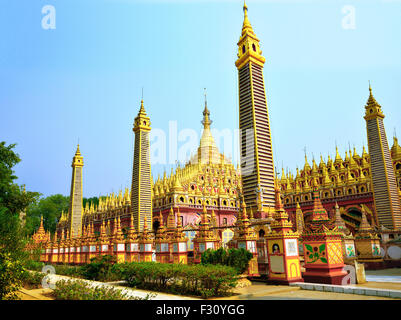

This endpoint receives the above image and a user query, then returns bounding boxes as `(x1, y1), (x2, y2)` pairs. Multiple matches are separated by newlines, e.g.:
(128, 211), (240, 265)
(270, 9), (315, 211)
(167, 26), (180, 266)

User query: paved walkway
(213, 281), (398, 300)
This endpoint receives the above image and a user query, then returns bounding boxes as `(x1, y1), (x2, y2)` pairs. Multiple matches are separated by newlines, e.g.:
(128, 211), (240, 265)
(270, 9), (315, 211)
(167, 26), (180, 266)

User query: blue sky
(1, 0), (400, 198)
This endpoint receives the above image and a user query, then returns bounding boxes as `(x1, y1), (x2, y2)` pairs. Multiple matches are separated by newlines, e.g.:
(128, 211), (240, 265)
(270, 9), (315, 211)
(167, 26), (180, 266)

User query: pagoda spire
(332, 202), (349, 235)
(241, 0), (254, 36)
(202, 88), (212, 130)
(358, 207), (374, 233)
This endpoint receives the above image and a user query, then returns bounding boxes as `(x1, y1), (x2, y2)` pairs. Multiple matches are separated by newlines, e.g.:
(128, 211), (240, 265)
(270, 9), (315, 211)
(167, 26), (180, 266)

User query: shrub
(52, 279), (146, 300)
(81, 255), (118, 282)
(21, 271), (45, 289)
(119, 262), (238, 298)
(0, 252), (24, 300)
(201, 247), (253, 274)
(23, 259), (45, 272)
(54, 264), (84, 278)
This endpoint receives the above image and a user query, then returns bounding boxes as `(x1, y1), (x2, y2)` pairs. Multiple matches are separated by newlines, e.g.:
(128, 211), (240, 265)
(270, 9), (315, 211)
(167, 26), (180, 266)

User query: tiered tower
(131, 99), (152, 232)
(364, 85), (401, 230)
(68, 145), (84, 238)
(235, 2), (275, 216)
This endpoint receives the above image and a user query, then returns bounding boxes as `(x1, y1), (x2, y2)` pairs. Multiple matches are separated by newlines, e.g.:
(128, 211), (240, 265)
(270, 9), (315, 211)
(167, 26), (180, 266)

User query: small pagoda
(301, 179), (347, 284)
(355, 207), (383, 268)
(192, 200), (220, 263)
(155, 211), (170, 263)
(265, 182), (303, 284)
(232, 197), (259, 277)
(332, 202), (357, 264)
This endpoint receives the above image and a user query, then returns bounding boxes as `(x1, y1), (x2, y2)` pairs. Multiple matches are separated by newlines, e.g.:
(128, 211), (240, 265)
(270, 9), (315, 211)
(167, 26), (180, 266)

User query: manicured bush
(52, 279), (146, 300)
(201, 247), (253, 274)
(81, 255), (119, 282)
(119, 262), (238, 298)
(23, 259), (45, 272)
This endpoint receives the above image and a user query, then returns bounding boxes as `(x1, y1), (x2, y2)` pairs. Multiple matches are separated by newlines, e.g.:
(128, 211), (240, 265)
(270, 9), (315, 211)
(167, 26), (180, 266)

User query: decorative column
(265, 184), (303, 284)
(192, 201), (220, 264)
(302, 179), (347, 284)
(51, 233), (59, 264)
(87, 223), (98, 262)
(98, 220), (111, 258)
(113, 216), (126, 263)
(59, 229), (66, 264)
(45, 232), (52, 263)
(73, 236), (81, 265)
(125, 214), (139, 263)
(65, 233), (72, 264)
(80, 226), (89, 264)
(138, 217), (153, 262)
(355, 207), (383, 268)
(233, 198), (259, 277)
(166, 207), (176, 263)
(155, 212), (170, 263)
(171, 217), (188, 264)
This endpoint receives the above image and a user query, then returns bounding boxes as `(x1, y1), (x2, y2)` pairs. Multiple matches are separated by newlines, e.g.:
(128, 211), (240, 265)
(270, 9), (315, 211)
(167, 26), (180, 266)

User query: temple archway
(152, 219), (160, 234)
(341, 207), (362, 234)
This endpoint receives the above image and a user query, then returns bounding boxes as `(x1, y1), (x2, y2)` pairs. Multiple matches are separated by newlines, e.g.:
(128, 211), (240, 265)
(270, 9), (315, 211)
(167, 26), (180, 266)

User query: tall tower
(68, 144), (84, 238)
(235, 2), (275, 214)
(131, 99), (152, 232)
(364, 85), (401, 230)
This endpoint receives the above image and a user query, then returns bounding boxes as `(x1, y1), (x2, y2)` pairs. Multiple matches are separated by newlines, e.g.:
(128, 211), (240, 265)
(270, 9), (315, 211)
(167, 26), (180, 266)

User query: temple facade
(32, 2), (401, 275)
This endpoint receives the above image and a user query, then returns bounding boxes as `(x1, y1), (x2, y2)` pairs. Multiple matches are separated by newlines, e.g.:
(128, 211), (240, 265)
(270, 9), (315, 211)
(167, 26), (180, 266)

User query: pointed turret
(391, 136), (401, 161)
(195, 91), (220, 165)
(332, 202), (349, 235)
(364, 83), (385, 121)
(295, 202), (304, 234)
(358, 207), (374, 233)
(334, 146), (342, 166)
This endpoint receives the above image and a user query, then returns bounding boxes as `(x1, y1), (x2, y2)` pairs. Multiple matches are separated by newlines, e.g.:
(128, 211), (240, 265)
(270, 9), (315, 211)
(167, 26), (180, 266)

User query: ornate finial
(369, 80), (372, 93)
(75, 143), (81, 155)
(139, 99), (145, 113)
(201, 89), (212, 129)
(241, 0), (253, 36)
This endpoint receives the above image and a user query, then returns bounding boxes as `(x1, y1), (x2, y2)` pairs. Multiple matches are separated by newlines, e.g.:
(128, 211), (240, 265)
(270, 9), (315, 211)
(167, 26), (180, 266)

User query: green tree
(25, 194), (69, 235)
(0, 142), (40, 299)
(0, 142), (39, 214)
(83, 196), (99, 209)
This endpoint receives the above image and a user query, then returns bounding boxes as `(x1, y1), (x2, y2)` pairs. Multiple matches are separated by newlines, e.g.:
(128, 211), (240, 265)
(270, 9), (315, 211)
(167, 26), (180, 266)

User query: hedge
(201, 248), (253, 274)
(52, 279), (147, 300)
(118, 262), (239, 298)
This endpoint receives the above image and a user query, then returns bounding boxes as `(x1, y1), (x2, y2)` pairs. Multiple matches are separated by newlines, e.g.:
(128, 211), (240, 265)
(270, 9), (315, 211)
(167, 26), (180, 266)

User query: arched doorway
(341, 208), (362, 234)
(153, 219), (160, 235)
